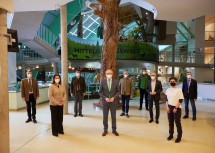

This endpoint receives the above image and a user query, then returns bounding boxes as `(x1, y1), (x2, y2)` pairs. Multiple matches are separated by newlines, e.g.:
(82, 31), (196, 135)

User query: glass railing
(205, 31), (215, 41)
(159, 49), (214, 65)
(36, 24), (58, 49)
(17, 48), (45, 62)
(175, 33), (189, 42)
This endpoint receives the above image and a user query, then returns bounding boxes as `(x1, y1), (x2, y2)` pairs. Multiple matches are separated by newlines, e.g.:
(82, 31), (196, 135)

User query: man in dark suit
(21, 69), (39, 123)
(99, 69), (120, 136)
(182, 72), (198, 121)
(70, 69), (86, 117)
(146, 72), (163, 124)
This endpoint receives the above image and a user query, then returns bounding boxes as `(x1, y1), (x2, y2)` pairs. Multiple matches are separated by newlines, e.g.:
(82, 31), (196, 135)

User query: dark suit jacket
(21, 78), (39, 101)
(99, 79), (120, 102)
(182, 78), (197, 99)
(146, 80), (163, 101)
(70, 76), (86, 96)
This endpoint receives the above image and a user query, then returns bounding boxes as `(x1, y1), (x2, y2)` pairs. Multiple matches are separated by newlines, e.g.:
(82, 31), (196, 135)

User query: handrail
(179, 22), (195, 38)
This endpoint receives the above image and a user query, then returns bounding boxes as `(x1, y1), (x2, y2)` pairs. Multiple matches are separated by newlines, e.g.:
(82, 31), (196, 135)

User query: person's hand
(152, 92), (156, 95)
(150, 92), (153, 95)
(173, 108), (177, 113)
(138, 90), (140, 94)
(83, 93), (86, 96)
(130, 95), (133, 98)
(194, 98), (197, 102)
(36, 96), (39, 100)
(22, 98), (25, 101)
(71, 93), (74, 97)
(105, 98), (110, 102)
(119, 95), (122, 98)
(110, 97), (114, 102)
(166, 107), (170, 113)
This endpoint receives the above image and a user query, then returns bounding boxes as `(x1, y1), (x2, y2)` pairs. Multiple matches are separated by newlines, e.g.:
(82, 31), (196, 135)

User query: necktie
(108, 79), (111, 91)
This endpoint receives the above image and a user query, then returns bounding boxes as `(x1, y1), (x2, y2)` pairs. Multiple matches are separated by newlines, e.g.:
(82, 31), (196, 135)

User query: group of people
(21, 68), (197, 143)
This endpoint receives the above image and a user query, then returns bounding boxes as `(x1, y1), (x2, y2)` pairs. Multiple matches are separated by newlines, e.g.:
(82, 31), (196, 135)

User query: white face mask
(76, 73), (80, 77)
(106, 74), (112, 79)
(187, 75), (192, 79)
(124, 75), (128, 78)
(27, 74), (32, 78)
(55, 79), (60, 84)
(151, 76), (156, 80)
(143, 72), (146, 75)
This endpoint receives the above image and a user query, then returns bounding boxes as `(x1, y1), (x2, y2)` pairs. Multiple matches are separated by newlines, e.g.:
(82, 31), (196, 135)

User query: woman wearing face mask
(165, 77), (184, 143)
(48, 74), (66, 137)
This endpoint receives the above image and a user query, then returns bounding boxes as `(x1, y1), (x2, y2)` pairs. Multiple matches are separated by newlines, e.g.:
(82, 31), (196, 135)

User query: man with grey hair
(99, 69), (120, 136)
(119, 71), (133, 118)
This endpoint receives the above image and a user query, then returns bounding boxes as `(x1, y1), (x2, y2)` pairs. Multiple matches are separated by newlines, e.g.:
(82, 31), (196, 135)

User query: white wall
(195, 68), (213, 83)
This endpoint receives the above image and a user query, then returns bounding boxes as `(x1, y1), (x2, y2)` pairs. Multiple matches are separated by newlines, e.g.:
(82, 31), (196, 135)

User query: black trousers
(121, 95), (130, 114)
(149, 99), (160, 121)
(168, 105), (182, 139)
(139, 88), (148, 109)
(26, 94), (36, 119)
(50, 105), (64, 135)
(184, 98), (196, 117)
(102, 100), (117, 132)
(74, 91), (83, 115)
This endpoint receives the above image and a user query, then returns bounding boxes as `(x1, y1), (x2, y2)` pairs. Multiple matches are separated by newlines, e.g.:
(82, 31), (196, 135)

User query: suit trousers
(26, 94), (36, 119)
(74, 91), (83, 115)
(50, 105), (64, 135)
(139, 88), (148, 109)
(184, 98), (196, 117)
(168, 105), (182, 139)
(102, 100), (117, 132)
(121, 95), (130, 113)
(149, 99), (160, 121)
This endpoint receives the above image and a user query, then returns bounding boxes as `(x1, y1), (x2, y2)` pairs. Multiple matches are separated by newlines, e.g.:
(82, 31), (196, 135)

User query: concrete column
(172, 44), (175, 77)
(22, 63), (26, 79)
(0, 8), (10, 153)
(61, 5), (68, 114)
(52, 62), (58, 74)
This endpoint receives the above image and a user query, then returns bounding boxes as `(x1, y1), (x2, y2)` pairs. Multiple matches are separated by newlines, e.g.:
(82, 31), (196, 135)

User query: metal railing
(159, 49), (214, 65)
(16, 48), (45, 62)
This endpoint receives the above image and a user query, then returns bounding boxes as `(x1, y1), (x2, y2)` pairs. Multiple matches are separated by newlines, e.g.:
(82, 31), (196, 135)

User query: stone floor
(10, 97), (215, 153)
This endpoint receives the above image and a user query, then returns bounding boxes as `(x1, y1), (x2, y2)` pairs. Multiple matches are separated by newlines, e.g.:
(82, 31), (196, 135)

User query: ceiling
(13, 0), (74, 12)
(144, 0), (215, 21)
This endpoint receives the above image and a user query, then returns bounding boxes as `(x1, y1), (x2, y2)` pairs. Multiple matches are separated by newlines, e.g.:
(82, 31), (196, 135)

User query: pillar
(60, 5), (68, 114)
(22, 63), (26, 79)
(172, 44), (175, 77)
(0, 8), (10, 153)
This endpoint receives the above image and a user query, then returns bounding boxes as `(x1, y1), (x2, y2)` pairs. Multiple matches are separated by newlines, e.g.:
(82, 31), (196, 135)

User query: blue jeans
(184, 98), (196, 117)
(121, 95), (130, 114)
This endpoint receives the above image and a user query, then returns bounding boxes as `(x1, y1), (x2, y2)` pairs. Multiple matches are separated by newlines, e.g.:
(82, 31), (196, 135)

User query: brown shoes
(112, 131), (119, 136)
(102, 131), (108, 136)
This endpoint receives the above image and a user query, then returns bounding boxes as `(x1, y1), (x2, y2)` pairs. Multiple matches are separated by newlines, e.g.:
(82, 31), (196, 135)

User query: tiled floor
(10, 98), (215, 153)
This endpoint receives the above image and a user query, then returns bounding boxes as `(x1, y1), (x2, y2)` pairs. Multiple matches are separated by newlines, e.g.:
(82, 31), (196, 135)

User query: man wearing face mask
(182, 72), (198, 121)
(99, 69), (120, 136)
(21, 69), (39, 123)
(119, 71), (133, 118)
(146, 72), (163, 124)
(138, 68), (151, 110)
(70, 69), (86, 117)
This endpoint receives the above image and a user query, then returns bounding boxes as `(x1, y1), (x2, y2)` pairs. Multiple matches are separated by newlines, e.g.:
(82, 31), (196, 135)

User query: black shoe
(74, 114), (77, 117)
(167, 135), (173, 141)
(79, 114), (83, 117)
(112, 131), (119, 136)
(33, 119), (37, 123)
(120, 113), (125, 116)
(52, 133), (58, 137)
(25, 118), (32, 123)
(102, 131), (108, 136)
(175, 138), (181, 143)
(149, 119), (153, 123)
(156, 120), (159, 124)
(59, 132), (64, 135)
(183, 115), (189, 119)
(192, 117), (196, 121)
(126, 114), (129, 118)
(138, 107), (142, 110)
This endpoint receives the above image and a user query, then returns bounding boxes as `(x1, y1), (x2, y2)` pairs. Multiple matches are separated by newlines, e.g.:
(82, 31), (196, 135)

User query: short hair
(187, 71), (192, 74)
(142, 68), (147, 71)
(52, 74), (62, 84)
(76, 69), (81, 73)
(169, 77), (177, 82)
(26, 69), (31, 73)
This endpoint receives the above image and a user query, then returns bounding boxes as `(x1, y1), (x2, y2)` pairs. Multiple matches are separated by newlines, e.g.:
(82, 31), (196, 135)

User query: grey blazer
(99, 79), (120, 101)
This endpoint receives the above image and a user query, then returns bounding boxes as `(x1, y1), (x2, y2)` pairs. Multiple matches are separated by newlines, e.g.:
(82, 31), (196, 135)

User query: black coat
(146, 80), (163, 101)
(182, 78), (197, 99)
(70, 76), (86, 96)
